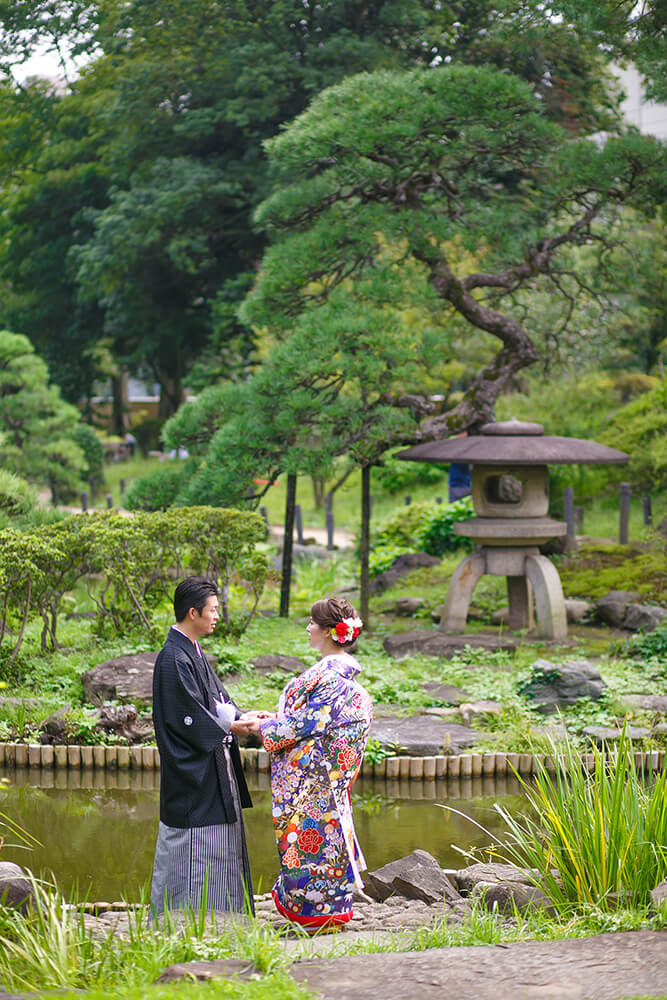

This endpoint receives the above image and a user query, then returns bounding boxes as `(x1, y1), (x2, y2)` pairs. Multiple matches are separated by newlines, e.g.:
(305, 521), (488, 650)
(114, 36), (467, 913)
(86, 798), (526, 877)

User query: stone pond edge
(0, 742), (665, 778)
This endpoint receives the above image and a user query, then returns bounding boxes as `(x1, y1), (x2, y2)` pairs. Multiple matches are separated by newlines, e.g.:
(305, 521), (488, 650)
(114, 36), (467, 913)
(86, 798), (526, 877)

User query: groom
(150, 576), (255, 917)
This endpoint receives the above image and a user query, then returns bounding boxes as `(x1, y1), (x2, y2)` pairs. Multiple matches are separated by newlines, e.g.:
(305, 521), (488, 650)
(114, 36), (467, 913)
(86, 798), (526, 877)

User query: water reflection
(0, 767), (529, 902)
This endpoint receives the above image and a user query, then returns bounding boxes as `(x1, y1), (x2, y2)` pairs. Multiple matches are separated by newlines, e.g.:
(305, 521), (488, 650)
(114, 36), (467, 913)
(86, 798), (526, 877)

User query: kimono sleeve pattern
(260, 653), (372, 927)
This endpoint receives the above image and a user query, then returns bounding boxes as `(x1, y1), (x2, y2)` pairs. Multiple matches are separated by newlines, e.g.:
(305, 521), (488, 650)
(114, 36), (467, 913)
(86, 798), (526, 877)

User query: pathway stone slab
(384, 630), (516, 659)
(369, 715), (478, 756)
(289, 930), (667, 1000)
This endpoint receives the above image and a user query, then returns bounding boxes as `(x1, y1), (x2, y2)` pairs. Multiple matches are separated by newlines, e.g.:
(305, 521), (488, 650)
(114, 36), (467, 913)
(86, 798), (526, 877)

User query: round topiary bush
(124, 464), (186, 511)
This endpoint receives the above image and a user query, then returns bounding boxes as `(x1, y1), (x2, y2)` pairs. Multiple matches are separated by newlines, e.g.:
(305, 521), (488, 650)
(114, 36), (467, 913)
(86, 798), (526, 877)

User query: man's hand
(230, 716), (256, 735)
(233, 710), (274, 736)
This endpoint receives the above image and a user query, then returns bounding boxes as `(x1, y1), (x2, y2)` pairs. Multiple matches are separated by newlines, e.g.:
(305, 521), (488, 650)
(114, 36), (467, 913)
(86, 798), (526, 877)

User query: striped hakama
(150, 746), (254, 917)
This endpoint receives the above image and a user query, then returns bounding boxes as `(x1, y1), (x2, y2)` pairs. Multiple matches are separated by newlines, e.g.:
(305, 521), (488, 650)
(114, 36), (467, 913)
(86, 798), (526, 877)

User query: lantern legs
(439, 554), (485, 633)
(525, 553), (567, 640)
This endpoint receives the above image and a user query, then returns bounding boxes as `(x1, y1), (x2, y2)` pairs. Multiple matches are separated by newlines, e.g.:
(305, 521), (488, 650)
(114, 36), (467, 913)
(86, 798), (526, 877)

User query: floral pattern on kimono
(260, 652), (372, 926)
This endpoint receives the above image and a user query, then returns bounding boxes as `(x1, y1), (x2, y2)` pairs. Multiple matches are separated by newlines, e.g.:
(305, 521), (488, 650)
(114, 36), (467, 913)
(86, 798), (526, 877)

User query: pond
(0, 768), (530, 902)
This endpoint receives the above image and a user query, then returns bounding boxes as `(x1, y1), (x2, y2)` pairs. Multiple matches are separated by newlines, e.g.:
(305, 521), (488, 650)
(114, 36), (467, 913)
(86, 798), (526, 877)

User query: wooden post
(642, 496), (652, 527)
(404, 495), (411, 506)
(280, 473), (297, 617)
(360, 464), (371, 626)
(563, 487), (575, 542)
(619, 482), (630, 544)
(81, 491), (88, 512)
(106, 493), (113, 509)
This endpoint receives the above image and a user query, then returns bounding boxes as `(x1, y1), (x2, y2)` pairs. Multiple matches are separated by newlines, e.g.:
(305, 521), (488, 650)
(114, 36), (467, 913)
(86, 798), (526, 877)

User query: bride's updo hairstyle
(311, 596), (363, 650)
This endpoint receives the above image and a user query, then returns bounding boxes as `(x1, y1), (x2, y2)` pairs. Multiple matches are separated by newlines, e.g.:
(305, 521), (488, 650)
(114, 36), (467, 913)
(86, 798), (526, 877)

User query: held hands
(230, 710), (274, 736)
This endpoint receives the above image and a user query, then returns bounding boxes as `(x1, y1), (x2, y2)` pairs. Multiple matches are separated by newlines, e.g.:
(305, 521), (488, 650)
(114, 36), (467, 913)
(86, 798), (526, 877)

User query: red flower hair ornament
(331, 616), (363, 644)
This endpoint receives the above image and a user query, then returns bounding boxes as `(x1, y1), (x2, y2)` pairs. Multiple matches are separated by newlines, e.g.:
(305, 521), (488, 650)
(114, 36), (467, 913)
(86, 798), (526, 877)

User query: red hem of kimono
(272, 889), (353, 927)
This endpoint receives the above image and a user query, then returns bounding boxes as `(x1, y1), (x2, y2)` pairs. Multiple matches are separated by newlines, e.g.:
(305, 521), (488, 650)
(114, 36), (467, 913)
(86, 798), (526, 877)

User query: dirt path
(290, 930), (667, 1000)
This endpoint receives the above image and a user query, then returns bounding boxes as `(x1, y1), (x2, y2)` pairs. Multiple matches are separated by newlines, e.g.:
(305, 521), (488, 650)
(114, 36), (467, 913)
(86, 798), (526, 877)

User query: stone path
(290, 930), (667, 1000)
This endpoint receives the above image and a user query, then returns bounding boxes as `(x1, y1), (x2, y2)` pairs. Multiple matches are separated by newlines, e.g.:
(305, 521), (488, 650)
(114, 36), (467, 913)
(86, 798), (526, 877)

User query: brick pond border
(0, 742), (664, 778)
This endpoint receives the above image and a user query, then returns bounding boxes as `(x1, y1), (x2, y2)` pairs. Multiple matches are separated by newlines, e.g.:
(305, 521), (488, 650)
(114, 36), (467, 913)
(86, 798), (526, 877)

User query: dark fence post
(563, 487), (575, 542)
(119, 478), (126, 496)
(294, 503), (304, 545)
(435, 496), (442, 505)
(619, 482), (631, 544)
(81, 491), (88, 513)
(642, 496), (652, 527)
(106, 493), (113, 509)
(404, 495), (412, 506)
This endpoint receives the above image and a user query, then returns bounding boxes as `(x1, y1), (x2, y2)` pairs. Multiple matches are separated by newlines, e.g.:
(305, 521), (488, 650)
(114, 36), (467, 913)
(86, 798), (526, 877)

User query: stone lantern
(397, 419), (628, 639)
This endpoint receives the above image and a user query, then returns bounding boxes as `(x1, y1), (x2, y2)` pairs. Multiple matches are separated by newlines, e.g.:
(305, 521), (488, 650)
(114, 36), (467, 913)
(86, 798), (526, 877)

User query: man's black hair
(174, 576), (219, 621)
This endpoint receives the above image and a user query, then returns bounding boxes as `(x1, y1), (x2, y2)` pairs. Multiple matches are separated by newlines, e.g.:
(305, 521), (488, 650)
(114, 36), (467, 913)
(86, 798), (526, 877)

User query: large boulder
(582, 725), (650, 745)
(96, 704), (154, 743)
(364, 850), (462, 906)
(623, 604), (667, 633)
(0, 861), (35, 914)
(39, 705), (71, 744)
(469, 880), (555, 917)
(454, 862), (536, 894)
(384, 630), (516, 659)
(595, 591), (640, 628)
(82, 652), (158, 706)
(250, 654), (308, 675)
(370, 714), (477, 756)
(519, 659), (605, 714)
(620, 694), (667, 713)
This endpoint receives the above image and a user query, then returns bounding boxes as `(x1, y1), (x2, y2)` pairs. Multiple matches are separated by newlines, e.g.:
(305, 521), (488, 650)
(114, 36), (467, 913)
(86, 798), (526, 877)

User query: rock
(371, 553), (441, 594)
(650, 880), (667, 911)
(620, 694), (667, 713)
(491, 608), (508, 626)
(155, 959), (259, 983)
(564, 599), (593, 624)
(582, 725), (650, 744)
(0, 862), (35, 914)
(454, 862), (536, 894)
(623, 603), (667, 633)
(458, 701), (503, 726)
(470, 881), (555, 917)
(39, 705), (71, 744)
(653, 722), (667, 735)
(595, 590), (641, 628)
(96, 703), (154, 743)
(393, 597), (425, 616)
(422, 682), (471, 705)
(369, 715), (477, 756)
(384, 630), (516, 659)
(519, 658), (605, 714)
(364, 850), (462, 906)
(250, 654), (308, 675)
(82, 652), (158, 706)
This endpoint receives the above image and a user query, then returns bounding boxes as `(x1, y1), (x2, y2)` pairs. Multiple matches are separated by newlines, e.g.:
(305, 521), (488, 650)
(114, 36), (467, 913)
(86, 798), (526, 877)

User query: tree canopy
(241, 64), (665, 438)
(0, 0), (628, 414)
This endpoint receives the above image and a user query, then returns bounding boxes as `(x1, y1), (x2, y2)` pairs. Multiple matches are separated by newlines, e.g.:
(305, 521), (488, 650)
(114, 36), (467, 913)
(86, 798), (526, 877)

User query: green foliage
(559, 542), (667, 603)
(601, 381), (667, 493)
(415, 498), (476, 557)
(494, 728), (667, 910)
(369, 497), (474, 576)
(0, 646), (27, 686)
(375, 453), (447, 493)
(619, 621), (667, 661)
(0, 507), (268, 657)
(0, 331), (86, 497)
(70, 423), (105, 485)
(0, 468), (37, 516)
(124, 463), (187, 512)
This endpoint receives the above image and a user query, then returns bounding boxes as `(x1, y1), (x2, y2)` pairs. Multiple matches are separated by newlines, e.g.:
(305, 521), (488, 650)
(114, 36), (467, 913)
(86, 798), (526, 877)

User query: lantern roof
(397, 419), (629, 466)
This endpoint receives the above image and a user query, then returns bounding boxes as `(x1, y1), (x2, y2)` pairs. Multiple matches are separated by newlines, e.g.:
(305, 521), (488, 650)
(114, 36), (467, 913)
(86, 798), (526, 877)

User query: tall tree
(241, 64), (665, 440)
(0, 0), (622, 411)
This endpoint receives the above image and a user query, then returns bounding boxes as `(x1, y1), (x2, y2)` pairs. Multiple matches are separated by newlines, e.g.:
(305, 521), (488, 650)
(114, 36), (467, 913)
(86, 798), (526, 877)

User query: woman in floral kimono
(248, 597), (372, 930)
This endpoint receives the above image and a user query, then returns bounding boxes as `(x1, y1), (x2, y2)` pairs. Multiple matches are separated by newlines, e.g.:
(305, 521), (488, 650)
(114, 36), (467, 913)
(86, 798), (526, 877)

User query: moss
(559, 543), (667, 603)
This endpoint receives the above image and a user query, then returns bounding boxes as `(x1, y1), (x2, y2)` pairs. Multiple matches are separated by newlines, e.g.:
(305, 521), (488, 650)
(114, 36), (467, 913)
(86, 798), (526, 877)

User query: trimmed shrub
(124, 464), (186, 511)
(0, 469), (37, 516)
(71, 424), (105, 485)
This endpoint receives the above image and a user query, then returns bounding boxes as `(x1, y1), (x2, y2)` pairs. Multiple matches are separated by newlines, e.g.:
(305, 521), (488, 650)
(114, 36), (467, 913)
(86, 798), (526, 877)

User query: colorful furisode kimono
(259, 652), (373, 928)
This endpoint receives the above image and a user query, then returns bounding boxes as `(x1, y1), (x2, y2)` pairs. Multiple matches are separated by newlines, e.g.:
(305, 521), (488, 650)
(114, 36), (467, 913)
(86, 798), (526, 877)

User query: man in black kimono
(150, 576), (255, 917)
